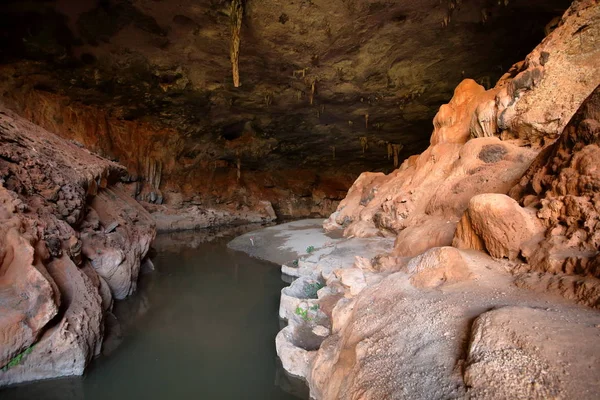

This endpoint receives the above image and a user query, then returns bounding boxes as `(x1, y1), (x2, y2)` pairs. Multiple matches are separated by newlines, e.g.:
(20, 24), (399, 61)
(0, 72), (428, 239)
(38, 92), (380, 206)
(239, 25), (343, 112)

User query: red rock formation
(453, 193), (545, 260)
(325, 0), (600, 262)
(0, 105), (155, 384)
(324, 80), (537, 258)
(0, 81), (352, 224)
(299, 2), (600, 398)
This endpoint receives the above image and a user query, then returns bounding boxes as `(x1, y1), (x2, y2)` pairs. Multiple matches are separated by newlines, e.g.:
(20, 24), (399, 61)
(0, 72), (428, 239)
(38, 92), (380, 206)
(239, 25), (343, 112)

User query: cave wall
(0, 105), (155, 384)
(0, 81), (352, 220)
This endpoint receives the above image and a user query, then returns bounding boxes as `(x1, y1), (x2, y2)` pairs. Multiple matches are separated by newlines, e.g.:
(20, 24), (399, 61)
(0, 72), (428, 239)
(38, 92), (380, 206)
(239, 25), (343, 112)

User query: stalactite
(387, 142), (393, 160)
(236, 157), (241, 181)
(293, 68), (308, 78)
(391, 143), (403, 168)
(155, 161), (162, 189)
(479, 76), (491, 89)
(365, 113), (369, 130)
(331, 146), (336, 160)
(264, 92), (272, 107)
(359, 136), (368, 154)
(481, 8), (488, 24)
(230, 0), (243, 88)
(144, 156), (151, 185)
(442, 14), (451, 27)
(309, 80), (316, 105)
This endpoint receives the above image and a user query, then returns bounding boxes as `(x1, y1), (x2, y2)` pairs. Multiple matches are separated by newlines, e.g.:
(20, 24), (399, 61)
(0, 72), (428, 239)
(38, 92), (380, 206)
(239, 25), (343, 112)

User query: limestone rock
(276, 326), (317, 381)
(498, 0), (600, 144)
(279, 276), (322, 321)
(334, 268), (367, 296)
(0, 257), (103, 386)
(0, 105), (156, 385)
(406, 247), (472, 288)
(0, 206), (59, 369)
(464, 306), (600, 399)
(82, 185), (155, 300)
(509, 87), (600, 277)
(454, 194), (544, 260)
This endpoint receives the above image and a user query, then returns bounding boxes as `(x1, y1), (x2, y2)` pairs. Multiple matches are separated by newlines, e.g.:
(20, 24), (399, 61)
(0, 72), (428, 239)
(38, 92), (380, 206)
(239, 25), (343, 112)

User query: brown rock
(509, 87), (600, 277)
(406, 247), (472, 288)
(81, 185), (155, 300)
(464, 306), (600, 399)
(0, 105), (156, 384)
(392, 217), (458, 257)
(0, 207), (59, 369)
(0, 257), (104, 386)
(454, 194), (544, 260)
(498, 0), (600, 144)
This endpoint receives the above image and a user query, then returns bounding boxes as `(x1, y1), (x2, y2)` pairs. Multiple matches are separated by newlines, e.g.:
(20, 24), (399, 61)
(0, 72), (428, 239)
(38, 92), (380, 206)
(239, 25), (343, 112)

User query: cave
(0, 0), (599, 399)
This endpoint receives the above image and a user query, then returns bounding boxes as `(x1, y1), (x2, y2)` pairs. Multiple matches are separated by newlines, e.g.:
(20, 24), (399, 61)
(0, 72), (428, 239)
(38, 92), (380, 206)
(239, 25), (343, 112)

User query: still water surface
(1, 230), (300, 400)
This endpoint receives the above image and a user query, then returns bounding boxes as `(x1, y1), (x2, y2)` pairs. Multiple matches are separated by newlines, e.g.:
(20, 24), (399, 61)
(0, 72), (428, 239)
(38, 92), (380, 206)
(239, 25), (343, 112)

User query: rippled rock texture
(0, 106), (156, 385)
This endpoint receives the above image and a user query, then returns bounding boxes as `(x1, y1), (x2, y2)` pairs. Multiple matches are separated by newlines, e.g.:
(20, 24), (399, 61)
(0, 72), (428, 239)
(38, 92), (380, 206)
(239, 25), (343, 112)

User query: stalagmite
(331, 146), (336, 160)
(230, 0), (243, 88)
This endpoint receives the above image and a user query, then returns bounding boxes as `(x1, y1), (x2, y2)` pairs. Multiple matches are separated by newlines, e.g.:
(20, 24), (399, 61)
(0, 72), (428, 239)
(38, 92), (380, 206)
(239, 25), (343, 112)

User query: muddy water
(1, 230), (301, 400)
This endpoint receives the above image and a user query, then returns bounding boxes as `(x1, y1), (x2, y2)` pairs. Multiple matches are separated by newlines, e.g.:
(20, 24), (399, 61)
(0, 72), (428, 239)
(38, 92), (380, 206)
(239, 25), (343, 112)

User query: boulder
(406, 247), (472, 288)
(453, 194), (544, 260)
(0, 257), (103, 386)
(0, 212), (58, 369)
(464, 306), (600, 399)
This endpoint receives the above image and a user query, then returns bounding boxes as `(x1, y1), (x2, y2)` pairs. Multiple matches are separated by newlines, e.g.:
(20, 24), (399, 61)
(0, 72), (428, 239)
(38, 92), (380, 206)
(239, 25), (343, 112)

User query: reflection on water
(1, 228), (301, 400)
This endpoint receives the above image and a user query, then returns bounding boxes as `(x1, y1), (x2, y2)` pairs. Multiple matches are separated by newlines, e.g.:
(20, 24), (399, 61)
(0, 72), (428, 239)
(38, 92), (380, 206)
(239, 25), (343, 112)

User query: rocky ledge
(0, 106), (156, 385)
(231, 1), (600, 398)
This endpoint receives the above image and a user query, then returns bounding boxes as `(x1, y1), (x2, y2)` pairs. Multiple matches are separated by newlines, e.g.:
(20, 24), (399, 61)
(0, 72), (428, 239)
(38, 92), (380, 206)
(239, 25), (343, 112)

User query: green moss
(1, 345), (35, 372)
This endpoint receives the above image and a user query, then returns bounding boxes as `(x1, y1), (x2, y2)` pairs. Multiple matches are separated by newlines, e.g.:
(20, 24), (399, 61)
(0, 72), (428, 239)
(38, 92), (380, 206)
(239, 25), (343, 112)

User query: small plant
(310, 304), (320, 311)
(292, 259), (299, 267)
(304, 281), (325, 298)
(295, 306), (310, 321)
(1, 345), (35, 372)
(306, 245), (316, 254)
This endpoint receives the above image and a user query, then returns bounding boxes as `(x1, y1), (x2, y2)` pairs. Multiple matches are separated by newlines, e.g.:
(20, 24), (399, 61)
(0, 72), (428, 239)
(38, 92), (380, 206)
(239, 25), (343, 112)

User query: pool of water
(1, 230), (302, 400)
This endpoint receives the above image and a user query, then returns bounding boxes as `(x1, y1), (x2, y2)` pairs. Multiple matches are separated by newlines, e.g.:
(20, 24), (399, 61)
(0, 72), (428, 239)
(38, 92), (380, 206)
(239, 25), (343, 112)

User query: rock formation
(235, 1), (600, 398)
(1, 0), (599, 395)
(0, 106), (155, 384)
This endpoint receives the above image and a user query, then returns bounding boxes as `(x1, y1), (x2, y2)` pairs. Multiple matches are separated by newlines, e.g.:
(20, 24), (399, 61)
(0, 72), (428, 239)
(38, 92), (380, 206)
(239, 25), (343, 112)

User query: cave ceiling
(0, 0), (571, 174)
